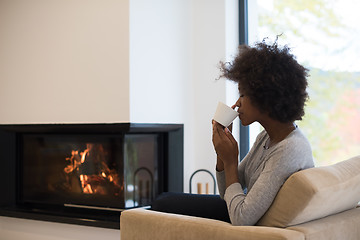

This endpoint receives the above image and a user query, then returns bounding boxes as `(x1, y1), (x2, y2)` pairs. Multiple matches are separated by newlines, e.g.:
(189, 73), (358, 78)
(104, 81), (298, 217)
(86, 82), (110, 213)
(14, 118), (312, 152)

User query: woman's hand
(212, 120), (239, 169)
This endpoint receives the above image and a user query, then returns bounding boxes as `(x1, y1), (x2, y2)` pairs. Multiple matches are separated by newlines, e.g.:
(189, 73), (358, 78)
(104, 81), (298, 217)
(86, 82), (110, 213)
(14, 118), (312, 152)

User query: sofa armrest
(120, 208), (304, 240)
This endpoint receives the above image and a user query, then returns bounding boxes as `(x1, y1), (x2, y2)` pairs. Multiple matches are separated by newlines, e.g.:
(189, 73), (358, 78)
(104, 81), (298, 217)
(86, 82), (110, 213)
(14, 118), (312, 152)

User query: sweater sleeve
(216, 170), (226, 198)
(216, 161), (247, 199)
(224, 134), (313, 226)
(224, 165), (283, 226)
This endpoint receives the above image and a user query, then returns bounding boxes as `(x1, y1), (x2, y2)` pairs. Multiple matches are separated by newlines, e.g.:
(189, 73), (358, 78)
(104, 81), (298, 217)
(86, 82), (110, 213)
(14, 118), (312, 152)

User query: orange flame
(63, 143), (121, 195)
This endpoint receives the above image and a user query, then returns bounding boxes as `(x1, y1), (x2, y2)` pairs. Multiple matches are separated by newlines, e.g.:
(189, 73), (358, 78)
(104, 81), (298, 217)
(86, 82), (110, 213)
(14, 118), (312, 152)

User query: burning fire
(63, 143), (122, 195)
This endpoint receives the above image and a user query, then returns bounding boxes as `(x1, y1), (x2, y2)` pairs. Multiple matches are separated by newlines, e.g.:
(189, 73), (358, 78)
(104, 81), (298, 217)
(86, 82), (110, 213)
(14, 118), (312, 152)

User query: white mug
(213, 101), (239, 127)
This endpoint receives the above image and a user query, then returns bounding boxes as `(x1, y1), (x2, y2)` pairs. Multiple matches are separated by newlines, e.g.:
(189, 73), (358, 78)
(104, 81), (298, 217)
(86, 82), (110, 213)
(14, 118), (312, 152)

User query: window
(245, 0), (360, 166)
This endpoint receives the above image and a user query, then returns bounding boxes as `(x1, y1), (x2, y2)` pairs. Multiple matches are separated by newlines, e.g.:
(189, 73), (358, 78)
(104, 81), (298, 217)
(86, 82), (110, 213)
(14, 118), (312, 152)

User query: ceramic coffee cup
(213, 101), (239, 127)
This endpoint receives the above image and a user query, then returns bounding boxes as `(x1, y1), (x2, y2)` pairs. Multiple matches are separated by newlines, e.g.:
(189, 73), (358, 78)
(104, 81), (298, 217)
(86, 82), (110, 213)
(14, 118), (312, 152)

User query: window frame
(238, 0), (249, 160)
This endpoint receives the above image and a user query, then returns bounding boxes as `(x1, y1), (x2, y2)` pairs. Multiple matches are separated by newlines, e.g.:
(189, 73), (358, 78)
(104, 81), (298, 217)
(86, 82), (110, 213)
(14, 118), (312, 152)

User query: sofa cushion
(257, 155), (360, 227)
(287, 207), (360, 240)
(121, 208), (305, 240)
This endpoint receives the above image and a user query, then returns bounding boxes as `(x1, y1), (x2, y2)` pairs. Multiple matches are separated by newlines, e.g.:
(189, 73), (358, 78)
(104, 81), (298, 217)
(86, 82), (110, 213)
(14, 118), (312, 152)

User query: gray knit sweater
(216, 127), (314, 226)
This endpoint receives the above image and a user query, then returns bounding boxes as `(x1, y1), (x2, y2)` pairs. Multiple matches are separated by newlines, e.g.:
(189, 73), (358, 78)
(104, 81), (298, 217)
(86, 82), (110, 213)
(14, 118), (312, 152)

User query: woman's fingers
(228, 122), (233, 133)
(212, 119), (239, 165)
(212, 121), (222, 141)
(225, 128), (238, 147)
(213, 121), (236, 148)
(212, 121), (228, 148)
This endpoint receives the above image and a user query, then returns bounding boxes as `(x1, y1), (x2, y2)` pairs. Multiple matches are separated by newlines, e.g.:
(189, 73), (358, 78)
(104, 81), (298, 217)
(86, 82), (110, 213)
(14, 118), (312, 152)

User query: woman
(151, 40), (314, 225)
(212, 40), (314, 226)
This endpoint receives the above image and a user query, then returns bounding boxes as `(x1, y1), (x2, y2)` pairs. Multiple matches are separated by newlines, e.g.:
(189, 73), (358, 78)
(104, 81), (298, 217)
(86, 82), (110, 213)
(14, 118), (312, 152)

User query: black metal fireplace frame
(0, 123), (183, 229)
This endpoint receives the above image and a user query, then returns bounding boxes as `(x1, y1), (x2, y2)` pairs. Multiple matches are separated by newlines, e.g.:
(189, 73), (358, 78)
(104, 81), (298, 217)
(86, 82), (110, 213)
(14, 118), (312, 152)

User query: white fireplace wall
(129, 0), (239, 195)
(0, 0), (239, 239)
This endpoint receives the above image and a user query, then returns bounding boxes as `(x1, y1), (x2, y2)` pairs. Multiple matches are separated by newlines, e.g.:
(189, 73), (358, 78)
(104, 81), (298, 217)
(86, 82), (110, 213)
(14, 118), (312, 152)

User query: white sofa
(120, 155), (360, 240)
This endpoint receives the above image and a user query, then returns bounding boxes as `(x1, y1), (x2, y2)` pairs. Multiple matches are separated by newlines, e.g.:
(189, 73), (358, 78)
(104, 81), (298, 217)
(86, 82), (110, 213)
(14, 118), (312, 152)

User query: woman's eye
(240, 94), (245, 97)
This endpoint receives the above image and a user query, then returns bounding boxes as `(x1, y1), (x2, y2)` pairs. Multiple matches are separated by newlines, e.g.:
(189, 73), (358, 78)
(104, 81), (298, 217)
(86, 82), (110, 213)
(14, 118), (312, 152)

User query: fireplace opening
(20, 134), (126, 209)
(0, 123), (183, 229)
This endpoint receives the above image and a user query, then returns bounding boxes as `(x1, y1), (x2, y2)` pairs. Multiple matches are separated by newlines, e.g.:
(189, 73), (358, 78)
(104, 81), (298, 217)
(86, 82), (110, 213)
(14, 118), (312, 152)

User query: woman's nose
(235, 98), (241, 107)
(232, 99), (241, 111)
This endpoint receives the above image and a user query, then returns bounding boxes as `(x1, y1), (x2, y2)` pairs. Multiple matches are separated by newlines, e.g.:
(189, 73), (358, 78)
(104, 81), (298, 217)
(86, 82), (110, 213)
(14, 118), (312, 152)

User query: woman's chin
(240, 121), (249, 126)
(240, 119), (253, 126)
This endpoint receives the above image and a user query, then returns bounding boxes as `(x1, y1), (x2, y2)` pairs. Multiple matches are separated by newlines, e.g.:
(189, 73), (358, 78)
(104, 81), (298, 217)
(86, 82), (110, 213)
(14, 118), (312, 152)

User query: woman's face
(234, 86), (263, 126)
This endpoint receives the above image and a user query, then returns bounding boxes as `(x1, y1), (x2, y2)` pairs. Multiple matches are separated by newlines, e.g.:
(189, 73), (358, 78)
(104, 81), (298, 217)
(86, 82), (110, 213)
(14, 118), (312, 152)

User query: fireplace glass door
(21, 134), (125, 209)
(124, 134), (159, 208)
(20, 133), (160, 210)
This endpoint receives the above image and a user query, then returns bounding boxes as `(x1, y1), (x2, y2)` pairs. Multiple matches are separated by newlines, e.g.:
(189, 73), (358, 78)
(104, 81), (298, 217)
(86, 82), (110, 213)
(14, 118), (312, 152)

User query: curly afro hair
(219, 40), (309, 123)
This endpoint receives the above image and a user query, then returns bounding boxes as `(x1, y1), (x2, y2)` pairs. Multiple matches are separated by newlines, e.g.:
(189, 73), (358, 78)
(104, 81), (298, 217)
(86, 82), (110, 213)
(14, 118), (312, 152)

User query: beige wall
(0, 0), (129, 123)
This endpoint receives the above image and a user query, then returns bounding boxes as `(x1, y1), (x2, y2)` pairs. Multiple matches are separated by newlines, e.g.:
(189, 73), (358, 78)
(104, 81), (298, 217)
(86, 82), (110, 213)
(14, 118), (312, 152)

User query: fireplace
(0, 123), (183, 229)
